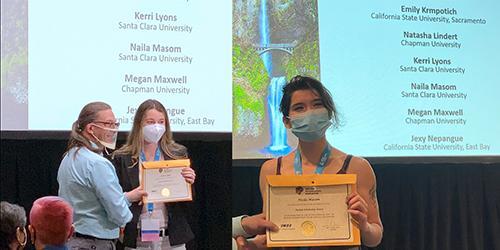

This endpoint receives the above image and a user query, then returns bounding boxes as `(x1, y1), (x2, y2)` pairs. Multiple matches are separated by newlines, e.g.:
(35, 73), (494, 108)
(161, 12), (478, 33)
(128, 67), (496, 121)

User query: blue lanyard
(293, 144), (331, 175)
(146, 202), (154, 214)
(140, 146), (161, 213)
(140, 146), (162, 162)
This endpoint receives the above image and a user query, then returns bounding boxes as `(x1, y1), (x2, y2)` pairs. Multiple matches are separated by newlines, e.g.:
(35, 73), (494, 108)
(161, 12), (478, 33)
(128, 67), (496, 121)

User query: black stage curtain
(233, 163), (500, 250)
(0, 139), (231, 250)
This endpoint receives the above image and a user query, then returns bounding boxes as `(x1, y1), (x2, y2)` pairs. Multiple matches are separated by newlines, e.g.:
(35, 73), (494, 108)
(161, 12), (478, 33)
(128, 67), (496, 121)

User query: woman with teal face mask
(255, 76), (383, 250)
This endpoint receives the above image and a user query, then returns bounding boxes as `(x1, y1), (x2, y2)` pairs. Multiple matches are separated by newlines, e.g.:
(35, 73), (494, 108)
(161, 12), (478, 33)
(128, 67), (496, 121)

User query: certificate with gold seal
(141, 159), (192, 203)
(266, 174), (360, 247)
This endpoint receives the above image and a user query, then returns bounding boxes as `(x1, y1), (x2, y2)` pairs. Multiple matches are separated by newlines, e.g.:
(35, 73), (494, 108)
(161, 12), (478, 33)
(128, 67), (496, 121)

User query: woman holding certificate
(112, 99), (196, 250)
(258, 76), (383, 249)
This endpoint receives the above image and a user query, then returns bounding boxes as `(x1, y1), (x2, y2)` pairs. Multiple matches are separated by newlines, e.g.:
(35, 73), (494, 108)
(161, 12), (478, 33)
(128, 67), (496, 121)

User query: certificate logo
(295, 186), (304, 195)
(304, 186), (321, 195)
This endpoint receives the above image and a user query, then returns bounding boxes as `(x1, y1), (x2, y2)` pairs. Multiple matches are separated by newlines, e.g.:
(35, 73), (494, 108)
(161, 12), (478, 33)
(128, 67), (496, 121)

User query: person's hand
(125, 186), (148, 203)
(346, 192), (369, 231)
(236, 234), (267, 250)
(235, 236), (250, 250)
(241, 213), (278, 236)
(181, 167), (196, 184)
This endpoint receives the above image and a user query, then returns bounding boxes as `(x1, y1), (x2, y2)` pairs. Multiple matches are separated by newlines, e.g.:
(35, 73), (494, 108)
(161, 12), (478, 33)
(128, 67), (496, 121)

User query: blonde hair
(114, 99), (187, 166)
(65, 102), (111, 155)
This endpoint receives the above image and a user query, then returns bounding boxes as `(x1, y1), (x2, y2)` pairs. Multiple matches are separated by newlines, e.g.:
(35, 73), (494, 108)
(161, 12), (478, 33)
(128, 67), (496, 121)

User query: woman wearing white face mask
(112, 99), (196, 250)
(58, 102), (146, 249)
(254, 76), (383, 250)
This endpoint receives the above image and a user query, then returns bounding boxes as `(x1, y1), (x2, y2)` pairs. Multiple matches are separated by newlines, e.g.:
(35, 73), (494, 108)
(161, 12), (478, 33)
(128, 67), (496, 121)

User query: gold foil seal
(161, 188), (171, 197)
(301, 221), (316, 236)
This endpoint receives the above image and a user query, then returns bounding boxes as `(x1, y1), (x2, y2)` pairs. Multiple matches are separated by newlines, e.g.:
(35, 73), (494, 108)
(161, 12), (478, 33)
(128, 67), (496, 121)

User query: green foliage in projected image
(232, 43), (269, 132)
(285, 40), (320, 81)
(1, 52), (27, 88)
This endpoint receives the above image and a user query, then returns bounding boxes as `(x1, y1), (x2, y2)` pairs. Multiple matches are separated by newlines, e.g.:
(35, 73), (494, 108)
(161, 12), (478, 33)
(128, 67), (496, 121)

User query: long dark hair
(280, 75), (340, 128)
(65, 102), (112, 155)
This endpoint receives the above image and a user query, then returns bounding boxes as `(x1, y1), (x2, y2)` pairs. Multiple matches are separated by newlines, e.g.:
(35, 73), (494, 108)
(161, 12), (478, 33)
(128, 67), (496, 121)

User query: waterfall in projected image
(260, 0), (272, 73)
(266, 76), (290, 154)
(260, 0), (291, 155)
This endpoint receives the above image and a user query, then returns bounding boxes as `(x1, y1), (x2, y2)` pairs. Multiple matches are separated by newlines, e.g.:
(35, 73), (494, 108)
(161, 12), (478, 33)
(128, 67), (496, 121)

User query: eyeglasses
(93, 121), (120, 128)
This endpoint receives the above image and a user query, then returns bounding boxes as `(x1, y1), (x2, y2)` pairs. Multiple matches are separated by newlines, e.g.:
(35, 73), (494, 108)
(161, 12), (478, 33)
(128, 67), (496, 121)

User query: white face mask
(91, 124), (118, 150)
(143, 124), (166, 143)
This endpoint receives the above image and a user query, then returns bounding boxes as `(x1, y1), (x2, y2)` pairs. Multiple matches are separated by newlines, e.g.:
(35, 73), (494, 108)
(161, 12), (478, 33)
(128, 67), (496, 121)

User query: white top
(138, 157), (168, 229)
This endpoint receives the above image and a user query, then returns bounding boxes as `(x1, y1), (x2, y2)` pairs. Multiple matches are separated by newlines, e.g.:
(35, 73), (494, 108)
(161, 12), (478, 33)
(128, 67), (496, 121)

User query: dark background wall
(2, 136), (499, 250)
(0, 137), (231, 250)
(233, 162), (500, 250)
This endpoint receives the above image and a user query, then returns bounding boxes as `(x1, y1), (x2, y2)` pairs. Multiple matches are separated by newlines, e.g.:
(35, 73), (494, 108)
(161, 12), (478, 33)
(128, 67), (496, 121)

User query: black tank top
(276, 154), (353, 175)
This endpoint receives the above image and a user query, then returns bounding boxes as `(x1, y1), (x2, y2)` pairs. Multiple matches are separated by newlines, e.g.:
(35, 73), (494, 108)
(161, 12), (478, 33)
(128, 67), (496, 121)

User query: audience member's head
(29, 196), (74, 248)
(0, 201), (27, 250)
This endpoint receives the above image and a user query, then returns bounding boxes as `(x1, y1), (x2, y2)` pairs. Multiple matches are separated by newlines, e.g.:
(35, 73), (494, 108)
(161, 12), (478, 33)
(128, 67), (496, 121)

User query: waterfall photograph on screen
(232, 0), (320, 159)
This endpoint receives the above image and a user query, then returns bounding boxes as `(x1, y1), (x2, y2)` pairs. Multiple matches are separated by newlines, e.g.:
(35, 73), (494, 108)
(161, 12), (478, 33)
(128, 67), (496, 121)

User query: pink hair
(29, 196), (73, 246)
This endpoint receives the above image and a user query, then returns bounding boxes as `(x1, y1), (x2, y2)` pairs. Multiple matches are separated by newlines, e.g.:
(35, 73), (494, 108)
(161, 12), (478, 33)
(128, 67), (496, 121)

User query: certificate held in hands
(141, 159), (192, 203)
(266, 174), (360, 247)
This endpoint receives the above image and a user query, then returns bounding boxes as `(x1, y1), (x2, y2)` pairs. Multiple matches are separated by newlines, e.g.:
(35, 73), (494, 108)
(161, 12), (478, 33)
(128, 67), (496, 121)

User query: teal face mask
(289, 108), (332, 142)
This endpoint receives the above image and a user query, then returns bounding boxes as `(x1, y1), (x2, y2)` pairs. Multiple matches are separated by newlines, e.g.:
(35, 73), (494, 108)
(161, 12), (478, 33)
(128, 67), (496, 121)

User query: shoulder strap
(276, 157), (282, 175)
(338, 154), (353, 174)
